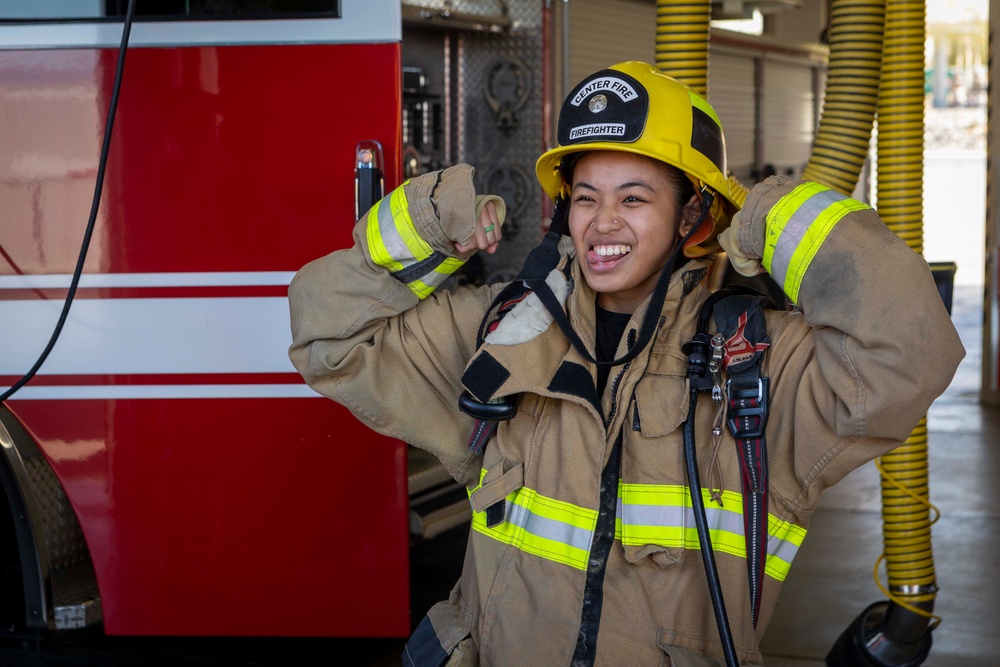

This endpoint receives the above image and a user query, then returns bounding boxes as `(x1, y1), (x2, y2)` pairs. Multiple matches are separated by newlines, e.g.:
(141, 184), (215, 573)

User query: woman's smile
(587, 243), (633, 270)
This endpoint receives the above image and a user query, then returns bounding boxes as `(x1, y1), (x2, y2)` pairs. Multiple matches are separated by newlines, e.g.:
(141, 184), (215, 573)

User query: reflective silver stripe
(621, 503), (745, 535)
(375, 192), (419, 268)
(505, 499), (595, 552)
(769, 187), (849, 291)
(768, 532), (800, 563)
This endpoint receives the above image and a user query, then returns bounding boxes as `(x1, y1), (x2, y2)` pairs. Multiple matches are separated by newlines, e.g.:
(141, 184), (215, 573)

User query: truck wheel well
(1, 407), (101, 635)
(0, 431), (42, 634)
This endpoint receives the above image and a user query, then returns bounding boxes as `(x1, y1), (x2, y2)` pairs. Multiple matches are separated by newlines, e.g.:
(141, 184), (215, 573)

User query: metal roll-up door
(708, 52), (757, 182)
(567, 0), (656, 91)
(761, 58), (816, 178)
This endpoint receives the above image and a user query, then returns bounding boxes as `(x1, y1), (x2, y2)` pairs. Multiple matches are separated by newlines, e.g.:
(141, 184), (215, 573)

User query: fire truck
(3, 0), (943, 661)
(0, 0), (416, 639)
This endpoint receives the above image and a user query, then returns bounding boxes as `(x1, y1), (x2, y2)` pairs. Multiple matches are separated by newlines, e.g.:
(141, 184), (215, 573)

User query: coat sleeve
(729, 175), (965, 500)
(287, 164), (505, 485)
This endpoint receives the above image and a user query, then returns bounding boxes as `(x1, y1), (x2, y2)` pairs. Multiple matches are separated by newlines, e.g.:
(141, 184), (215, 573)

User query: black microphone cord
(1, 0), (137, 404)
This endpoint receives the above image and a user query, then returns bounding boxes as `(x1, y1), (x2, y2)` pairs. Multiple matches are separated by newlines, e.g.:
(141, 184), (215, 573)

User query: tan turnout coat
(288, 167), (964, 666)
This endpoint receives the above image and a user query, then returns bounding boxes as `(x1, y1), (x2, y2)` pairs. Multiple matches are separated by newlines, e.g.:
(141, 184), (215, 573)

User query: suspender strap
(727, 372), (769, 628)
(713, 293), (772, 629)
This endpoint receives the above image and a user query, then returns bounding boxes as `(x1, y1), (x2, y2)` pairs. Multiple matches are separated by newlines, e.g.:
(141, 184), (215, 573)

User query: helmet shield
(557, 69), (649, 146)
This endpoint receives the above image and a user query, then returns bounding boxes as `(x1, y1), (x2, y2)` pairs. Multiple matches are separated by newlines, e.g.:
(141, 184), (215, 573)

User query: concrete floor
(759, 283), (1000, 666)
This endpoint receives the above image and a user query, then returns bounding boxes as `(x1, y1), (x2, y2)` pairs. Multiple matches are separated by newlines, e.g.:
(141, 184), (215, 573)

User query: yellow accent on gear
(762, 182), (867, 303)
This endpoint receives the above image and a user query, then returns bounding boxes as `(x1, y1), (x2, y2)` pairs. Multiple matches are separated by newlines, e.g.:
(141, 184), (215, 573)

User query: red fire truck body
(1, 3), (411, 638)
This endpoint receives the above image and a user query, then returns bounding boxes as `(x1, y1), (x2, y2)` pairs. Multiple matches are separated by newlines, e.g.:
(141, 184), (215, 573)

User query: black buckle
(459, 391), (519, 422)
(726, 377), (769, 439)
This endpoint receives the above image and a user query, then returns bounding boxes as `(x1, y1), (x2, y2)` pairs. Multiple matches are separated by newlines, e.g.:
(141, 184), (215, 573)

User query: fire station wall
(560, 0), (657, 91)
(760, 56), (818, 178)
(765, 0), (828, 46)
(984, 0), (999, 404)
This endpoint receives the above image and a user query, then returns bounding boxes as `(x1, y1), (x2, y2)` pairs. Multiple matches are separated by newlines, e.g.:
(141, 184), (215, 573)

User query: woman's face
(567, 150), (696, 314)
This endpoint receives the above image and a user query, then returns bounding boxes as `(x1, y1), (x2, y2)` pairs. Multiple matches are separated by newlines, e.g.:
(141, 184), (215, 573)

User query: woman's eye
(574, 195), (594, 203)
(623, 195), (645, 204)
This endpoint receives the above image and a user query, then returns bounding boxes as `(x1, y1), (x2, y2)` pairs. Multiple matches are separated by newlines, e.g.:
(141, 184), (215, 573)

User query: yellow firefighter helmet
(535, 61), (738, 257)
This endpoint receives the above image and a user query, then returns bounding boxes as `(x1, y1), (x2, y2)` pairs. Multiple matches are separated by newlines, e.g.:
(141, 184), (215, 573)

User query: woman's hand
(455, 198), (503, 255)
(718, 218), (764, 277)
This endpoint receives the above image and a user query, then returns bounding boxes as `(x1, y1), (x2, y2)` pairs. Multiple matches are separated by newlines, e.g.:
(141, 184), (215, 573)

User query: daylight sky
(927, 0), (987, 24)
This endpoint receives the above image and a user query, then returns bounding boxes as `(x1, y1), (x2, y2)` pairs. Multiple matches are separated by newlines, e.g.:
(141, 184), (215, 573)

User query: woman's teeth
(593, 244), (632, 256)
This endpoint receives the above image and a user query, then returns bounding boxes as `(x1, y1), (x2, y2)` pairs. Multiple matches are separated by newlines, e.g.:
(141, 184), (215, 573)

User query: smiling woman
(287, 61), (965, 667)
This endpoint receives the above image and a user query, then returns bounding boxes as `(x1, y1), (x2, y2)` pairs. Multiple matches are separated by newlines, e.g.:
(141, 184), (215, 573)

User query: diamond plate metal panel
(26, 455), (89, 570)
(455, 0), (544, 283)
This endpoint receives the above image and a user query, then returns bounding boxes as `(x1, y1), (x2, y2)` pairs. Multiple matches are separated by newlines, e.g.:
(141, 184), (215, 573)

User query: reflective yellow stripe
(365, 180), (466, 299)
(689, 90), (722, 128)
(469, 472), (806, 581)
(616, 485), (746, 554)
(469, 470), (597, 570)
(387, 182), (434, 259)
(365, 180), (435, 267)
(766, 514), (807, 580)
(616, 483), (806, 582)
(782, 198), (868, 302)
(762, 182), (826, 278)
(762, 182), (870, 303)
(406, 257), (465, 300)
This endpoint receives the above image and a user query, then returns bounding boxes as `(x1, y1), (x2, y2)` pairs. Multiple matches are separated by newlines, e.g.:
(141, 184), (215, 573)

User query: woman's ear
(677, 192), (703, 237)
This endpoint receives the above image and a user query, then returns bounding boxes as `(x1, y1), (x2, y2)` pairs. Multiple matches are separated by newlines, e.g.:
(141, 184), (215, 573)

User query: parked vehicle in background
(0, 0), (412, 639)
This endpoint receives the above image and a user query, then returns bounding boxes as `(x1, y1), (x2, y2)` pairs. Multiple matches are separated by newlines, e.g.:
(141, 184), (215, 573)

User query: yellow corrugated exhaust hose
(655, 0), (711, 97)
(654, 0), (748, 209)
(802, 0), (887, 193)
(875, 0), (941, 632)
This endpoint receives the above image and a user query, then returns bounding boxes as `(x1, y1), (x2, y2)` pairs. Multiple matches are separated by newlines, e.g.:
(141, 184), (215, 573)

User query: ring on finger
(483, 223), (496, 233)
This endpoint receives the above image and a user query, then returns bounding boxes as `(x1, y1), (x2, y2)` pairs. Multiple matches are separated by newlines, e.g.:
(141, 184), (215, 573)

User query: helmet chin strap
(516, 188), (715, 368)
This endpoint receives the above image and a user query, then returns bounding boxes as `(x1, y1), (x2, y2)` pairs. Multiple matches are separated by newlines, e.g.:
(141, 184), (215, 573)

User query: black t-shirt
(595, 304), (631, 397)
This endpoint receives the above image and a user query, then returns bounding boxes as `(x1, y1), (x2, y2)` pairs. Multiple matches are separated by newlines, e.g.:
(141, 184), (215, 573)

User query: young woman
(288, 62), (963, 666)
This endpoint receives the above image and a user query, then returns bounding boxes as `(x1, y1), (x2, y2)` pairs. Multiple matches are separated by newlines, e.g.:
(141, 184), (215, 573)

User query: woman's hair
(559, 151), (696, 211)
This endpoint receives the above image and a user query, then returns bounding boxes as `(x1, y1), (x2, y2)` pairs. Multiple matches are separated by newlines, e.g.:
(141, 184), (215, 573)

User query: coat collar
(460, 256), (712, 416)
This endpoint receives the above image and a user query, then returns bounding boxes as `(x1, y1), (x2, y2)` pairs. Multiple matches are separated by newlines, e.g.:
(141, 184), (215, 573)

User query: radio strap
(712, 293), (772, 628)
